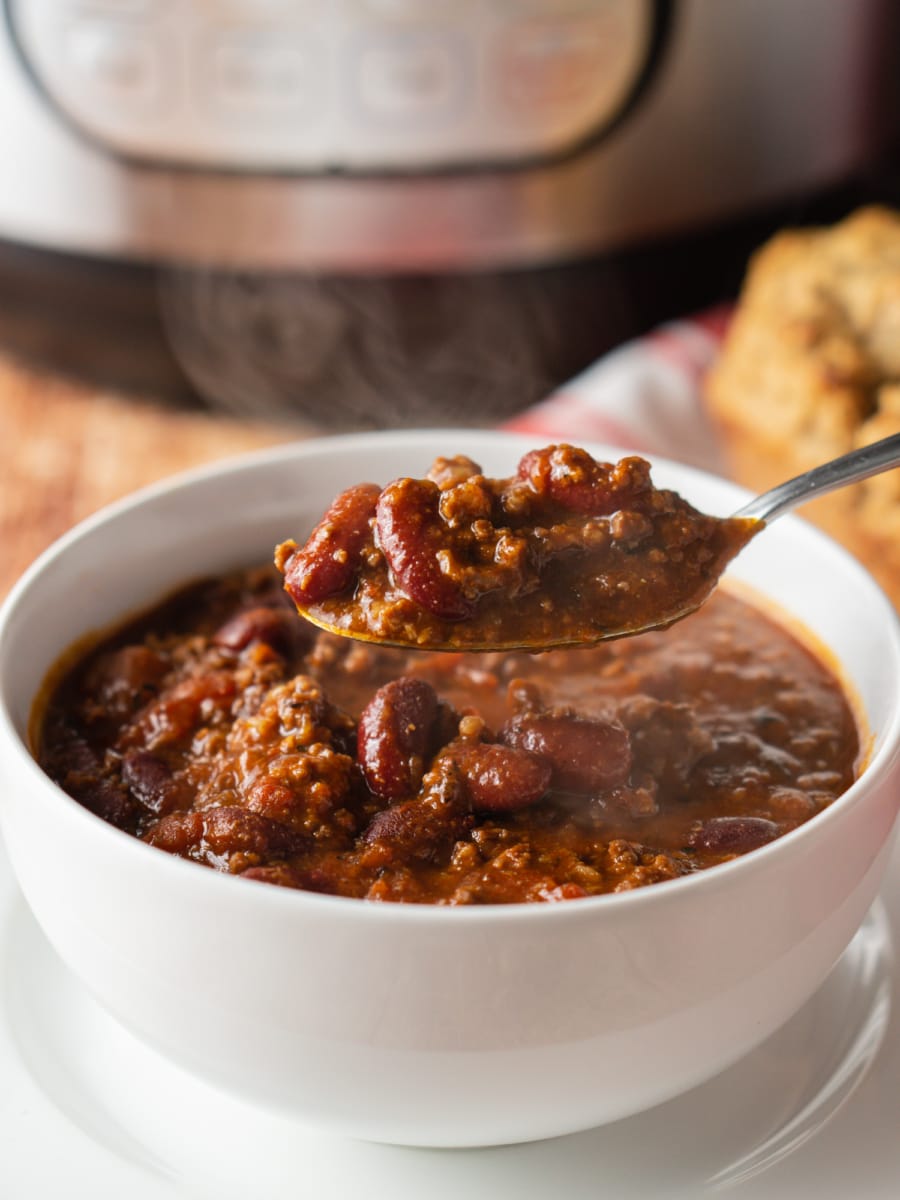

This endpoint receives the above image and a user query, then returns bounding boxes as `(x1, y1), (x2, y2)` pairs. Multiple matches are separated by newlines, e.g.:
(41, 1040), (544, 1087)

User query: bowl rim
(3, 428), (900, 927)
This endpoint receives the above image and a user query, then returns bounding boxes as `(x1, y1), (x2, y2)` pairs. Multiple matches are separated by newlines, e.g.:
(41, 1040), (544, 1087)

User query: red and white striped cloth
(503, 306), (732, 471)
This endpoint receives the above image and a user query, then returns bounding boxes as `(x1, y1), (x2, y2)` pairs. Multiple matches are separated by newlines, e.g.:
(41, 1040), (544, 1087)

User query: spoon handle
(733, 432), (900, 524)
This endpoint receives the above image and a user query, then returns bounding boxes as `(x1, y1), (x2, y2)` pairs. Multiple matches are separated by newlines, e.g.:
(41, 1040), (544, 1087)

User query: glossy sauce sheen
(36, 567), (860, 904)
(276, 447), (760, 649)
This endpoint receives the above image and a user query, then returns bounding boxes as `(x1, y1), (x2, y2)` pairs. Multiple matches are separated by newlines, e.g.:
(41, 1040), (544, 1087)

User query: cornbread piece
(706, 206), (900, 604)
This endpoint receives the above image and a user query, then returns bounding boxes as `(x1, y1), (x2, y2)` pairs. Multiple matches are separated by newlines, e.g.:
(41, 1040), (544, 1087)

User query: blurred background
(3, 0), (900, 425)
(1, 0), (900, 583)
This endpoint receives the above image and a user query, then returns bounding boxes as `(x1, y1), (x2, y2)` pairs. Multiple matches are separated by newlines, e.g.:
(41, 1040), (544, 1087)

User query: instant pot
(0, 0), (898, 426)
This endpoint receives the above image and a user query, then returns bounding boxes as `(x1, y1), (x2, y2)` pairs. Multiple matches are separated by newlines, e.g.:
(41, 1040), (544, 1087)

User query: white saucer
(2, 833), (899, 1200)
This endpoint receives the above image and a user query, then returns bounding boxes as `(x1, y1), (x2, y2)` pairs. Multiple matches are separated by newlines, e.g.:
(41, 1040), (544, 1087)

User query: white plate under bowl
(0, 825), (896, 1200)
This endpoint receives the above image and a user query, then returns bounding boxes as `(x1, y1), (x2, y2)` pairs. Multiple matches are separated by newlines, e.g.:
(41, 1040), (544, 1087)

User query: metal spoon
(286, 433), (900, 652)
(733, 431), (900, 523)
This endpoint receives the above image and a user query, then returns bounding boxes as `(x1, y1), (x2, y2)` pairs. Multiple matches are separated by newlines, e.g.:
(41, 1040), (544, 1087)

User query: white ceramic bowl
(2, 430), (900, 1149)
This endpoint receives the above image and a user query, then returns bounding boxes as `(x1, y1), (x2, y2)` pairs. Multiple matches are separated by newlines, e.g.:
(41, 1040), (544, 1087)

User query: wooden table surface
(0, 350), (291, 599)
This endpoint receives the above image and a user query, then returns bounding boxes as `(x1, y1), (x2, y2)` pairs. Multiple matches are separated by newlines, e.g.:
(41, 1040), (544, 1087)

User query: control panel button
(352, 32), (468, 123)
(498, 12), (628, 109)
(64, 21), (163, 108)
(205, 37), (318, 113)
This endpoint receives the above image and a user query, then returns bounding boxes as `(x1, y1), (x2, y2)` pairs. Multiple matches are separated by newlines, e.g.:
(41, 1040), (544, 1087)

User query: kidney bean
(515, 445), (612, 515)
(121, 749), (186, 816)
(375, 478), (474, 619)
(213, 605), (310, 658)
(440, 741), (551, 813)
(121, 671), (238, 751)
(85, 645), (168, 718)
(240, 863), (307, 890)
(204, 807), (304, 857)
(245, 779), (299, 822)
(361, 760), (471, 864)
(144, 806), (302, 865)
(501, 711), (631, 794)
(358, 677), (440, 800)
(142, 809), (203, 855)
(47, 729), (138, 830)
(282, 482), (381, 605)
(517, 445), (651, 515)
(691, 816), (780, 855)
(79, 775), (136, 830)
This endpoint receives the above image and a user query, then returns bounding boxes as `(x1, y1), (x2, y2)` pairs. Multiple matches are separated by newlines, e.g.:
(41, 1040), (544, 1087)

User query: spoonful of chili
(275, 436), (900, 653)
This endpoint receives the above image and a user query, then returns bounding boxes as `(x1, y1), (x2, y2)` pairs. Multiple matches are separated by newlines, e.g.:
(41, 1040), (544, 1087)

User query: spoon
(732, 431), (900, 522)
(279, 434), (900, 653)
